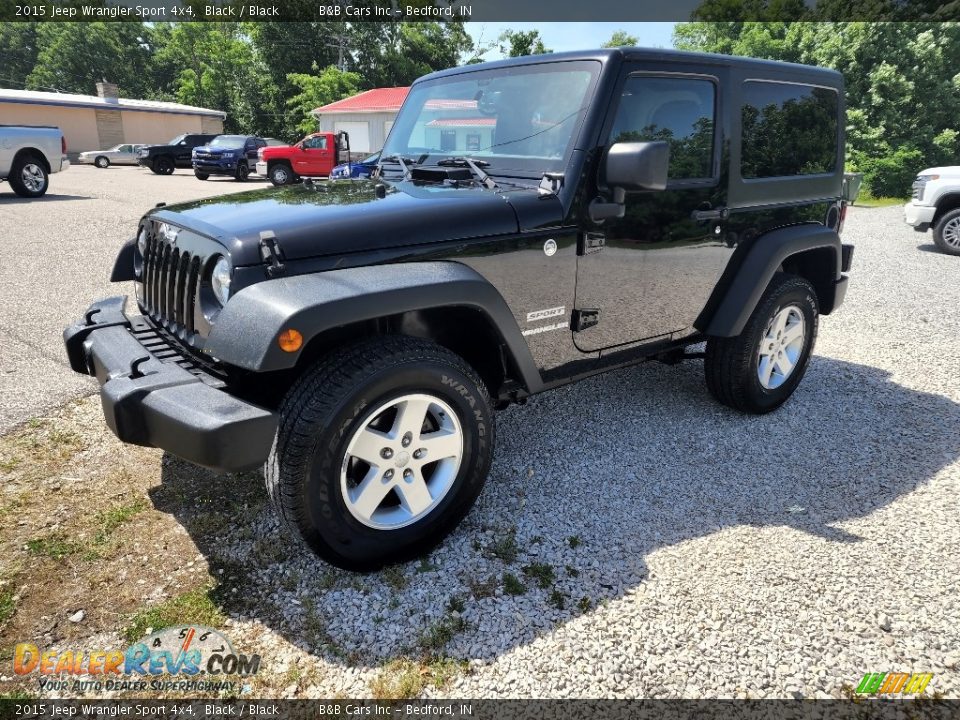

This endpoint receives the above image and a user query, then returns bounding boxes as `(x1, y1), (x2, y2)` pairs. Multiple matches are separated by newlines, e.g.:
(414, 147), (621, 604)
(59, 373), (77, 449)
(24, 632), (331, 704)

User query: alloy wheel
(339, 393), (463, 531)
(757, 305), (805, 390)
(21, 163), (46, 193)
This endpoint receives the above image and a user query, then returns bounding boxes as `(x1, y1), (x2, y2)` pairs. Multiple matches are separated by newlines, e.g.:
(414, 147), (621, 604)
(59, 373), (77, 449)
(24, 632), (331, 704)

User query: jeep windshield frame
(381, 59), (601, 179)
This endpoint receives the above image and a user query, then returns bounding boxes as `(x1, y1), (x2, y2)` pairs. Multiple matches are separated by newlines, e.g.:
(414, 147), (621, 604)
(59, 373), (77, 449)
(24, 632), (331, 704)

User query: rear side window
(608, 75), (716, 181)
(741, 81), (838, 178)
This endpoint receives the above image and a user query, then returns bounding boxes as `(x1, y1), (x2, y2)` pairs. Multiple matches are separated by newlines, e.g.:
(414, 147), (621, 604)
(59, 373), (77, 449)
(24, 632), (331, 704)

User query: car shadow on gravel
(150, 355), (960, 665)
(0, 192), (92, 202)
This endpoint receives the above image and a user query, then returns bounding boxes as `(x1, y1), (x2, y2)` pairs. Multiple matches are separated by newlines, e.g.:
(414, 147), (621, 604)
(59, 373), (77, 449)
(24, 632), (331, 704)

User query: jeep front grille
(139, 223), (219, 346)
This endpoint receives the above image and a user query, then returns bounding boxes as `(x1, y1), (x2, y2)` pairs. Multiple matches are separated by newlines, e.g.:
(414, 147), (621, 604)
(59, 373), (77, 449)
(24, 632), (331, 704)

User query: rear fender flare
(701, 223), (841, 337)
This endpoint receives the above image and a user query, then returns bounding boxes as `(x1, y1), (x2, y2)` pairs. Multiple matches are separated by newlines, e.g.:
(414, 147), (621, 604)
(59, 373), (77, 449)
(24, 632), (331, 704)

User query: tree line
(674, 22), (960, 196)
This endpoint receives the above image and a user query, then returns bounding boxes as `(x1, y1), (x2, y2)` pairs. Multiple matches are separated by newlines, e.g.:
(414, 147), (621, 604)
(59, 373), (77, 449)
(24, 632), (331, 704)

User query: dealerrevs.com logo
(14, 626), (261, 693)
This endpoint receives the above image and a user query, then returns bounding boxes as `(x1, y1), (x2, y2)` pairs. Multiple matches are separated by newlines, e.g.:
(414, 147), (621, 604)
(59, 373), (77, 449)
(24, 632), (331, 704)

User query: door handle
(692, 207), (728, 221)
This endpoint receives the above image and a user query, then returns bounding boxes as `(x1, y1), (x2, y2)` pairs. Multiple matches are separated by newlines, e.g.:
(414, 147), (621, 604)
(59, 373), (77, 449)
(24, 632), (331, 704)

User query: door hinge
(259, 230), (287, 278)
(572, 308), (600, 332)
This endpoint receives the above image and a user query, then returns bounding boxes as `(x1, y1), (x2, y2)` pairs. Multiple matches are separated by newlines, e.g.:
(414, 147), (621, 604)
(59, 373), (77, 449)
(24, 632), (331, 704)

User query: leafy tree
(673, 21), (960, 196)
(498, 30), (552, 57)
(349, 21), (473, 88)
(0, 23), (39, 89)
(286, 65), (362, 136)
(601, 30), (640, 48)
(26, 22), (152, 97)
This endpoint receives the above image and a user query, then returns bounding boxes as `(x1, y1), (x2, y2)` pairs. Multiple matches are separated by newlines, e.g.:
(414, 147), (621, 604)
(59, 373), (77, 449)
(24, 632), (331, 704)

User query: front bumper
(193, 158), (239, 173)
(904, 201), (936, 231)
(255, 161), (268, 176)
(63, 297), (277, 473)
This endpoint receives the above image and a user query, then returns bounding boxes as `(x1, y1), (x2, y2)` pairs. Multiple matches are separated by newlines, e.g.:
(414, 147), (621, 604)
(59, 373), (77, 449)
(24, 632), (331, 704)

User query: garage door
(334, 121), (370, 153)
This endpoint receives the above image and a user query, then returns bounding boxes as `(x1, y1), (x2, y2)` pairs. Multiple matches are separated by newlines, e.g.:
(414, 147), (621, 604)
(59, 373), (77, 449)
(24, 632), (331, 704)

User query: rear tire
(932, 208), (960, 256)
(9, 154), (49, 198)
(194, 171), (209, 180)
(94, 156), (110, 169)
(235, 162), (249, 182)
(265, 336), (494, 571)
(704, 273), (818, 414)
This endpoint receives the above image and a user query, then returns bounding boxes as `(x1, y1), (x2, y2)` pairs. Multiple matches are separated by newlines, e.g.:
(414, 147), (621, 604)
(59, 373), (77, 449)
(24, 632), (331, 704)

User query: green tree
(349, 21), (473, 88)
(498, 29), (552, 57)
(601, 30), (640, 48)
(673, 21), (960, 196)
(26, 22), (153, 97)
(286, 65), (362, 136)
(0, 23), (39, 90)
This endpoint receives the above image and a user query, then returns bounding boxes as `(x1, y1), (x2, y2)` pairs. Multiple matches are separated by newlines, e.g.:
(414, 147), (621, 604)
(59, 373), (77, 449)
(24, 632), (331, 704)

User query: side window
(608, 75), (716, 181)
(303, 136), (327, 150)
(741, 81), (838, 178)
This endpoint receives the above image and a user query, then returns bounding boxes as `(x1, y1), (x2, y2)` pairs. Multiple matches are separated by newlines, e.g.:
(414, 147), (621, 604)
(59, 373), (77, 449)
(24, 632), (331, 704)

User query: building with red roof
(311, 86), (496, 156)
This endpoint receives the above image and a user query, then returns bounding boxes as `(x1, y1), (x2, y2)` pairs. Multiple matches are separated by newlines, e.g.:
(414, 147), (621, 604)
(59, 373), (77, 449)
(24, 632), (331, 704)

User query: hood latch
(259, 231), (287, 278)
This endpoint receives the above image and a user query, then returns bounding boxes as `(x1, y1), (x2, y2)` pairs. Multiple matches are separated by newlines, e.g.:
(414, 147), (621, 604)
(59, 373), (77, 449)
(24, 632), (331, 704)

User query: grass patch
(94, 499), (147, 545)
(123, 586), (224, 643)
(522, 562), (555, 589)
(854, 193), (907, 208)
(548, 590), (566, 610)
(502, 573), (527, 596)
(0, 587), (16, 626)
(577, 596), (592, 613)
(568, 535), (582, 549)
(565, 565), (579, 578)
(446, 595), (465, 614)
(25, 533), (82, 560)
(488, 528), (518, 564)
(369, 657), (467, 700)
(420, 614), (468, 653)
(382, 565), (408, 591)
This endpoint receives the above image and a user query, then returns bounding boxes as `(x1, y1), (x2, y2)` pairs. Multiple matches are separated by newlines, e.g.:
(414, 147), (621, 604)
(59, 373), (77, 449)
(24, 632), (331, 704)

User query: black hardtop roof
(418, 47), (842, 86)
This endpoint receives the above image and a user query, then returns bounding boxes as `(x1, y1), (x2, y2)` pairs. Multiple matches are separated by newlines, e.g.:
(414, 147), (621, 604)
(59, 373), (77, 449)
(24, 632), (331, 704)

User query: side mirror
(590, 141), (670, 222)
(605, 141), (669, 191)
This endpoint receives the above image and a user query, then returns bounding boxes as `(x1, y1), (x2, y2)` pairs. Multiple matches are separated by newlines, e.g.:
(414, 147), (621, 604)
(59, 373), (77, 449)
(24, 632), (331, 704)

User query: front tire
(94, 156), (110, 169)
(265, 336), (494, 571)
(9, 154), (49, 198)
(235, 162), (249, 182)
(154, 156), (174, 175)
(269, 163), (294, 186)
(705, 273), (819, 414)
(932, 208), (960, 256)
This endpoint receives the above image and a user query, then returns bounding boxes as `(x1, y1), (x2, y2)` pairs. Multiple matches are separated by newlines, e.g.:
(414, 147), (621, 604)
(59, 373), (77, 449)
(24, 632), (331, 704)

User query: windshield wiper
(437, 157), (498, 191)
(374, 154), (422, 181)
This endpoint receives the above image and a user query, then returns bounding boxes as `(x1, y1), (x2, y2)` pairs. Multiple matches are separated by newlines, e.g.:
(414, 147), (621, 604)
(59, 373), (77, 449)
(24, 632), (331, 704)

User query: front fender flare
(205, 261), (544, 393)
(701, 223), (842, 337)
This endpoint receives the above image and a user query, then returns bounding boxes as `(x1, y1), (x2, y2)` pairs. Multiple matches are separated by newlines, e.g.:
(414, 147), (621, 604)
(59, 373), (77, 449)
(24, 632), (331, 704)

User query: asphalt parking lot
(1, 167), (959, 699)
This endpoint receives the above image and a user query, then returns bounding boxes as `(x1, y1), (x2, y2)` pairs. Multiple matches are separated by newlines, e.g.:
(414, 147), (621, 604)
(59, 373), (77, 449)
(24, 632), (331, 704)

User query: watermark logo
(855, 672), (934, 695)
(13, 625), (260, 693)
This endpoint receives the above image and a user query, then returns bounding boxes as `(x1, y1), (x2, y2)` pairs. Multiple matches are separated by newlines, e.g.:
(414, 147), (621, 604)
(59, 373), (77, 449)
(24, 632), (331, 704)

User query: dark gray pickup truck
(66, 48), (854, 570)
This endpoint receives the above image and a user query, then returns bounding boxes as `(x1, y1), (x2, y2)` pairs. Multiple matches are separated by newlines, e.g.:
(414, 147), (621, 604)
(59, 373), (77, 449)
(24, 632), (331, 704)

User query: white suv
(904, 166), (960, 255)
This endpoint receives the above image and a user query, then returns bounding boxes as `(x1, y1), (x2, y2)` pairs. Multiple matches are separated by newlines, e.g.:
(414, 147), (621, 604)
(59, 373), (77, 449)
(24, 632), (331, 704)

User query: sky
(464, 22), (677, 60)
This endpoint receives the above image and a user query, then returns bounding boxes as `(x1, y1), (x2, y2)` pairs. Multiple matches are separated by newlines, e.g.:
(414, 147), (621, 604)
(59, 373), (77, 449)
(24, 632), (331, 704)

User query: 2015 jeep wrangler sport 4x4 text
(65, 49), (854, 570)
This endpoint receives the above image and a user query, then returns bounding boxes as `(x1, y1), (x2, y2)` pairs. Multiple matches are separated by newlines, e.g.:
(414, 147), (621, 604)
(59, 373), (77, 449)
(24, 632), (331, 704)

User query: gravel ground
(1, 181), (959, 699)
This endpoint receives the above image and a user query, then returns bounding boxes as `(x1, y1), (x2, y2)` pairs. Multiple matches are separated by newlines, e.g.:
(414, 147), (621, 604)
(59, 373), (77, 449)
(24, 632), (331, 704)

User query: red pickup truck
(255, 131), (350, 186)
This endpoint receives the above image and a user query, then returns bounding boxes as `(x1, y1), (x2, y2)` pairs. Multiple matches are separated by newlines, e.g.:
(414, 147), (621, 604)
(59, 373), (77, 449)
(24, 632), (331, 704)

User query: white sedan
(76, 144), (146, 168)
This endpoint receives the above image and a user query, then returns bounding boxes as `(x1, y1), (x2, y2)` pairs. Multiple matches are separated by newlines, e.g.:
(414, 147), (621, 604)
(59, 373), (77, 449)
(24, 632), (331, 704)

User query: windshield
(382, 60), (599, 176)
(167, 134), (186, 145)
(361, 152), (380, 164)
(210, 135), (247, 149)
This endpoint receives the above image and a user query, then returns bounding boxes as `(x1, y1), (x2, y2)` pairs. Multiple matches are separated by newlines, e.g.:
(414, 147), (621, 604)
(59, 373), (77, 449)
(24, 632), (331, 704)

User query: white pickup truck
(904, 166), (960, 255)
(0, 125), (70, 198)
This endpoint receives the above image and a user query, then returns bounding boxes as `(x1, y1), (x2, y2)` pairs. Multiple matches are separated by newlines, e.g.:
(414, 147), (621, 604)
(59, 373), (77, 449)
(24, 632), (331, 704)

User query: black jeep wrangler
(65, 49), (853, 570)
(137, 133), (218, 175)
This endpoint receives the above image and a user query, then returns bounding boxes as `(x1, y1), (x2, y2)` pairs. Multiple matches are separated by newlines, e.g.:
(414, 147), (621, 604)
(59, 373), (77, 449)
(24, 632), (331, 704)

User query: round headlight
(137, 228), (147, 256)
(211, 256), (232, 305)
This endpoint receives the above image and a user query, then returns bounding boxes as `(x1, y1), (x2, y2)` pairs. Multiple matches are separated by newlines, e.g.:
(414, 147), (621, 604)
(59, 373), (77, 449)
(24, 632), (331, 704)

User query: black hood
(148, 179), (563, 267)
